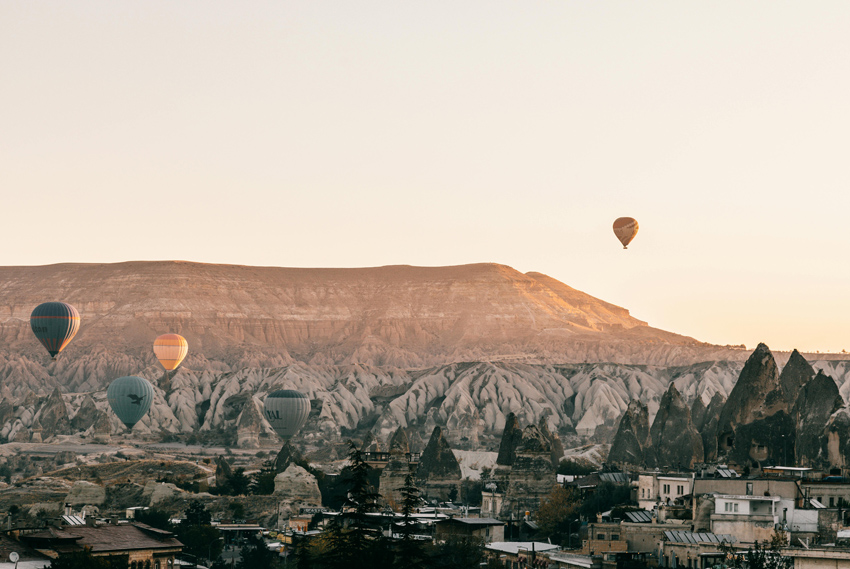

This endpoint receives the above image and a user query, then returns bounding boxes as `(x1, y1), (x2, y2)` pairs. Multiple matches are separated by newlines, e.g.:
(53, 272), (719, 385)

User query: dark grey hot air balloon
(30, 302), (80, 358)
(263, 390), (310, 440)
(107, 376), (154, 430)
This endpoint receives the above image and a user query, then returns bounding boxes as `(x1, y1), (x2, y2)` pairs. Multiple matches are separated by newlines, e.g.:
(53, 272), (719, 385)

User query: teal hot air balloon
(263, 390), (310, 440)
(107, 376), (154, 430)
(30, 302), (80, 358)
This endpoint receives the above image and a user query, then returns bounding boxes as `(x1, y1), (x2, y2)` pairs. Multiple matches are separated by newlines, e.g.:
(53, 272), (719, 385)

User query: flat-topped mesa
(0, 261), (731, 370)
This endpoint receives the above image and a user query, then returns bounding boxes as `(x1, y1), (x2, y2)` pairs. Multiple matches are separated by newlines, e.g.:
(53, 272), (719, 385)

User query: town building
(434, 518), (504, 543)
(19, 522), (182, 568)
(637, 473), (692, 510)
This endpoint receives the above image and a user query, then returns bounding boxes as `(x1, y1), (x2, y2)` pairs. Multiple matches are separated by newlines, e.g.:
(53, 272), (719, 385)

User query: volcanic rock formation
(607, 400), (651, 467)
(501, 425), (556, 517)
(416, 426), (462, 501)
(716, 344), (795, 468)
(795, 371), (844, 468)
(649, 384), (704, 469)
(379, 427), (413, 508)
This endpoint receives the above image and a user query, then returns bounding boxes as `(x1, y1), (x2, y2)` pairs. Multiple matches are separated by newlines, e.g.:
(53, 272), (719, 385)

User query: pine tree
(324, 441), (385, 569)
(395, 465), (429, 569)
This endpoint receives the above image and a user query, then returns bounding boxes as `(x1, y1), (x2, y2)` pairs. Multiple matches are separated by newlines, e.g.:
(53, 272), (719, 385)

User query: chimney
(64, 503), (72, 517)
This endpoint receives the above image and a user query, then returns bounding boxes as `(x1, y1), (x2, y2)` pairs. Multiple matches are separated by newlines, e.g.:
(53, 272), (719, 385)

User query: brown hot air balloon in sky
(613, 217), (639, 249)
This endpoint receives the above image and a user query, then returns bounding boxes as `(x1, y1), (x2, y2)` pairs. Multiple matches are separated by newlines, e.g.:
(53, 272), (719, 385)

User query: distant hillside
(0, 261), (737, 370)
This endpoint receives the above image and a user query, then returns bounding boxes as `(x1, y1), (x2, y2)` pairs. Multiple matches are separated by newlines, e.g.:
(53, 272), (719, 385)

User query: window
(746, 483), (753, 495)
(733, 503), (739, 512)
(641, 488), (645, 498)
(677, 485), (683, 495)
(611, 534), (619, 540)
(663, 484), (670, 494)
(724, 503), (731, 512)
(830, 497), (835, 507)
(598, 534), (605, 540)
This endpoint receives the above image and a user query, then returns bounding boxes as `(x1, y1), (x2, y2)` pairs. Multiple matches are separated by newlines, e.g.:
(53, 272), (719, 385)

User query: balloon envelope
(107, 376), (154, 430)
(30, 302), (80, 358)
(613, 217), (639, 249)
(153, 334), (188, 371)
(263, 390), (310, 440)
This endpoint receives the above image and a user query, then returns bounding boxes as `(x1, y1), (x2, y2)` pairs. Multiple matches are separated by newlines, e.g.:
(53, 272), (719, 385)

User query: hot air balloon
(613, 217), (639, 249)
(263, 390), (310, 440)
(153, 334), (188, 372)
(30, 302), (80, 358)
(107, 376), (154, 430)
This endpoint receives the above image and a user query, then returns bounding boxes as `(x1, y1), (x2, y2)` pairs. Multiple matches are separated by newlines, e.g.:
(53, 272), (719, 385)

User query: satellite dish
(9, 551), (19, 562)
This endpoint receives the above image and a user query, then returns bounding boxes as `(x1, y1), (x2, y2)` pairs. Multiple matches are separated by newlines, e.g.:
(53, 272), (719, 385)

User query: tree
(179, 524), (223, 564)
(557, 459), (594, 476)
(322, 441), (384, 569)
(430, 536), (485, 569)
(229, 467), (250, 496)
(720, 535), (792, 569)
(48, 549), (128, 569)
(183, 500), (212, 527)
(535, 485), (579, 545)
(237, 532), (283, 569)
(579, 481), (633, 517)
(177, 501), (222, 563)
(133, 508), (173, 531)
(395, 466), (428, 569)
(250, 461), (277, 495)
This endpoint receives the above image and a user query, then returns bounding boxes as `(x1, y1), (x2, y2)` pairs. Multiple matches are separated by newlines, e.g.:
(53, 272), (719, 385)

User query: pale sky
(2, 2), (850, 353)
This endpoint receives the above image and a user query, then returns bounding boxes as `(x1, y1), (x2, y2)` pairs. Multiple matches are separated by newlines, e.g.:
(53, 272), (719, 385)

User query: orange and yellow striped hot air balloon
(153, 334), (188, 372)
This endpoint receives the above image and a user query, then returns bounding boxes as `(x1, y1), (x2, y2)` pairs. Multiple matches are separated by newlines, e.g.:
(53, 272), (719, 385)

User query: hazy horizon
(3, 2), (850, 353)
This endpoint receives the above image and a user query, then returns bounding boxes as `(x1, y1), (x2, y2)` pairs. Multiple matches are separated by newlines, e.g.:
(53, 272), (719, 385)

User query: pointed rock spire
(608, 400), (651, 467)
(650, 384), (704, 469)
(496, 412), (522, 466)
(779, 350), (815, 406)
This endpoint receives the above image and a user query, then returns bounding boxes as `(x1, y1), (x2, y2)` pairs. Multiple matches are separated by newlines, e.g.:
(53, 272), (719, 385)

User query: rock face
(274, 465), (322, 505)
(502, 425), (555, 517)
(795, 371), (843, 468)
(235, 397), (265, 449)
(142, 481), (182, 506)
(215, 456), (233, 488)
(274, 441), (305, 474)
(379, 427), (413, 508)
(650, 384), (704, 469)
(699, 393), (726, 462)
(416, 426), (462, 501)
(64, 481), (106, 506)
(539, 417), (565, 467)
(496, 413), (522, 467)
(716, 344), (795, 468)
(36, 388), (71, 440)
(608, 400), (651, 467)
(779, 350), (816, 405)
(826, 408), (850, 470)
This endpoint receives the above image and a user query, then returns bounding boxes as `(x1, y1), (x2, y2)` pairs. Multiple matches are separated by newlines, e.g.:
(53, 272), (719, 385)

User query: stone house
(20, 522), (182, 568)
(435, 518), (504, 543)
(637, 473), (692, 509)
